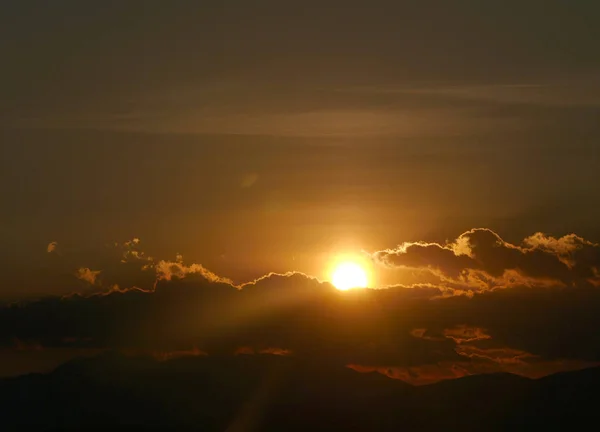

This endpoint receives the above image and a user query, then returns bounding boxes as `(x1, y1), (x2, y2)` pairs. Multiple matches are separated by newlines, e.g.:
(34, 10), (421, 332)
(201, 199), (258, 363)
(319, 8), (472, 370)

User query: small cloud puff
(76, 268), (101, 285)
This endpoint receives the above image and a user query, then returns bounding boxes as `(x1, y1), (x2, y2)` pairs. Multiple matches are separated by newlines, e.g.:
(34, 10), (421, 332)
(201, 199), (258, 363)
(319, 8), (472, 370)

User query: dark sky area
(1, 1), (600, 384)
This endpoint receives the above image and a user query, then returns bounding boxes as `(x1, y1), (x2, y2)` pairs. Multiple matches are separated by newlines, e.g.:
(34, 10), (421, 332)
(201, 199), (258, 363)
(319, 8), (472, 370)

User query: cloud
(340, 82), (600, 108)
(125, 238), (140, 247)
(374, 228), (600, 291)
(348, 356), (599, 386)
(348, 363), (473, 386)
(155, 259), (232, 285)
(44, 238), (227, 295)
(353, 323), (598, 385)
(2, 270), (600, 381)
(442, 325), (492, 345)
(149, 347), (208, 362)
(454, 345), (534, 365)
(119, 238), (153, 264)
(4, 229), (600, 383)
(75, 268), (101, 285)
(235, 347), (292, 356)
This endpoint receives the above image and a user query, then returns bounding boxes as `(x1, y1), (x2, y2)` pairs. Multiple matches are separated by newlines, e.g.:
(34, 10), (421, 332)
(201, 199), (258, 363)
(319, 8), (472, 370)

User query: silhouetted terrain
(1, 352), (599, 431)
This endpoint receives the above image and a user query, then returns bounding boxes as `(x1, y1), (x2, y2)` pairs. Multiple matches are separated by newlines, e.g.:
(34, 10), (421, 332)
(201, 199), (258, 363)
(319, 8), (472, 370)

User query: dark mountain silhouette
(1, 352), (598, 431)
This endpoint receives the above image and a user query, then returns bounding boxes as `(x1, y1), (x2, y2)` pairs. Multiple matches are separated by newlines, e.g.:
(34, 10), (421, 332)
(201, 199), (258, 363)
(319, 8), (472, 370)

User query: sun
(331, 261), (369, 291)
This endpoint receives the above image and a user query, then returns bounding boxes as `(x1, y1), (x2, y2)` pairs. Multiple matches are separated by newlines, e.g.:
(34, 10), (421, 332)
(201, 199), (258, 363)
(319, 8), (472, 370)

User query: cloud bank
(2, 229), (600, 384)
(374, 228), (600, 293)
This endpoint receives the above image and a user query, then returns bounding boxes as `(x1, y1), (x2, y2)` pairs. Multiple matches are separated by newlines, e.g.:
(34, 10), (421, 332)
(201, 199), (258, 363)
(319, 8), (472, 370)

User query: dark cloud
(2, 229), (600, 384)
(374, 228), (600, 292)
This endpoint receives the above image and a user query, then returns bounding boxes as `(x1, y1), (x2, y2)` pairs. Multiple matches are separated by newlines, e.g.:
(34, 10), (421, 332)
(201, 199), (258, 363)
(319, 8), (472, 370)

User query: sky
(1, 1), (600, 382)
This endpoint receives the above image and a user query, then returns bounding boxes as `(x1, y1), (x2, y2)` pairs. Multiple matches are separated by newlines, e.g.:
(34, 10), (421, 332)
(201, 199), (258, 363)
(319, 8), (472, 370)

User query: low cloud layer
(1, 229), (600, 384)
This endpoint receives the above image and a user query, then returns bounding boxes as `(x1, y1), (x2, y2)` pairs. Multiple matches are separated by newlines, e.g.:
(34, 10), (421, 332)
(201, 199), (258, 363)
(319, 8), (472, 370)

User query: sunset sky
(1, 1), (600, 384)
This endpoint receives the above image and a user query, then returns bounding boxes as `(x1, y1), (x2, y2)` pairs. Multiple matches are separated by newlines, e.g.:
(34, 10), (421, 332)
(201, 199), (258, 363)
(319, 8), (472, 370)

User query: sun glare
(331, 262), (369, 291)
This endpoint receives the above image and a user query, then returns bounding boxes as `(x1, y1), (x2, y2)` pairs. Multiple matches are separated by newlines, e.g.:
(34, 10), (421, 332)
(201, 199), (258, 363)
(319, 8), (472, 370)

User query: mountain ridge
(1, 352), (598, 430)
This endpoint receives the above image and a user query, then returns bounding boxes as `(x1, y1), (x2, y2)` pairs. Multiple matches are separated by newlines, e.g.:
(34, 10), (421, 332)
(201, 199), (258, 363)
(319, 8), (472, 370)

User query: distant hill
(1, 352), (598, 431)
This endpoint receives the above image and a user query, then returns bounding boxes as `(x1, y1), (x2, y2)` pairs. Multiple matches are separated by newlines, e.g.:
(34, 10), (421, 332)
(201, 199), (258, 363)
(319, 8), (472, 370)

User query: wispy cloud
(339, 80), (600, 108)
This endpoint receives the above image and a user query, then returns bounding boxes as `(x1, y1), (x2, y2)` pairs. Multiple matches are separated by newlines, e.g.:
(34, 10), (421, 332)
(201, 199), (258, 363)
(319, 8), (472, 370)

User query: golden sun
(331, 261), (369, 291)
